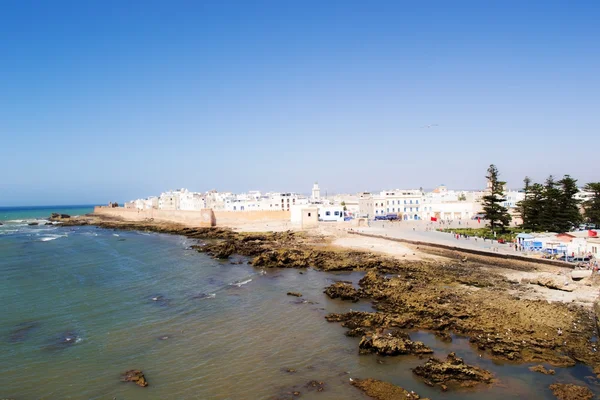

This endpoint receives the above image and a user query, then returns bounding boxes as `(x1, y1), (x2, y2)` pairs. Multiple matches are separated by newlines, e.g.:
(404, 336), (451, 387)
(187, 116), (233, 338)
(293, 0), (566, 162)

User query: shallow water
(1, 221), (599, 399)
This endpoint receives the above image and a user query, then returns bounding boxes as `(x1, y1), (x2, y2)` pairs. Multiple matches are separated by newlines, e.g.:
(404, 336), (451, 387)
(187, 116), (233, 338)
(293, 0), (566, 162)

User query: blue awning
(517, 233), (534, 239)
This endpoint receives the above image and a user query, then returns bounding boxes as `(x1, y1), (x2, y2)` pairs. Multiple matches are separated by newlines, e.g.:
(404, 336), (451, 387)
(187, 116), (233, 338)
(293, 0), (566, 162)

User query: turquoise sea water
(0, 205), (96, 222)
(1, 206), (598, 399)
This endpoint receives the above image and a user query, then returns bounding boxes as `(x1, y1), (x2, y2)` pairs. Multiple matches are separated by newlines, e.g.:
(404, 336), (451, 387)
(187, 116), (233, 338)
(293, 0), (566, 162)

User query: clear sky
(1, 0), (598, 206)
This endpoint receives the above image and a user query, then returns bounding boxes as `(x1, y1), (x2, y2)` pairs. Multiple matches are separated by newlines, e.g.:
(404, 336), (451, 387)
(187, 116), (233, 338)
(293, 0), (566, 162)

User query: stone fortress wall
(93, 206), (290, 227)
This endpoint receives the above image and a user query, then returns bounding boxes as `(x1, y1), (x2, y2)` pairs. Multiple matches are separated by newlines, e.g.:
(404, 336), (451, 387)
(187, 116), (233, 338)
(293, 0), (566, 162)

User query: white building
(503, 190), (525, 209)
(373, 189), (424, 220)
(358, 192), (374, 218)
(420, 199), (478, 221)
(158, 189), (187, 210)
(318, 205), (345, 222)
(180, 191), (206, 211)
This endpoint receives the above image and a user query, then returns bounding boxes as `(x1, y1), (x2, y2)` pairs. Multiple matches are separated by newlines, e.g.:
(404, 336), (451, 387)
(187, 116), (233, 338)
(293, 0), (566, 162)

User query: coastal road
(354, 220), (528, 258)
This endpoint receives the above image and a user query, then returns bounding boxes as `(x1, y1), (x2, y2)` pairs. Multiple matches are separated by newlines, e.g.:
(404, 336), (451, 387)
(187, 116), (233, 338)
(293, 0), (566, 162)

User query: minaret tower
(311, 182), (321, 201)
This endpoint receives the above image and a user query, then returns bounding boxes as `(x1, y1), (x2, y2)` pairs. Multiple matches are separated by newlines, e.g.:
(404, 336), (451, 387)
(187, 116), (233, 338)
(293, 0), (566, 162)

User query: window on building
(387, 208), (389, 212)
(308, 212), (311, 217)
(404, 200), (407, 204)
(404, 207), (407, 212)
(326, 211), (331, 216)
(334, 211), (339, 216)
(410, 200), (413, 204)
(392, 208), (395, 212)
(416, 200), (419, 204)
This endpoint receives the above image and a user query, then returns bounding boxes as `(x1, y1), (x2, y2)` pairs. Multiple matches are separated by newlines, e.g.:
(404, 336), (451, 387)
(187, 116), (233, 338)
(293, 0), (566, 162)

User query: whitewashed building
(180, 191), (206, 211)
(158, 189), (186, 210)
(318, 205), (345, 222)
(372, 189), (424, 220)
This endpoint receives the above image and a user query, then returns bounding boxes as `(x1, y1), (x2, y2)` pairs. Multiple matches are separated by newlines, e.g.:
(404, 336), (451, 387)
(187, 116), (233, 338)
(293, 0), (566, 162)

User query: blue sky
(1, 0), (598, 206)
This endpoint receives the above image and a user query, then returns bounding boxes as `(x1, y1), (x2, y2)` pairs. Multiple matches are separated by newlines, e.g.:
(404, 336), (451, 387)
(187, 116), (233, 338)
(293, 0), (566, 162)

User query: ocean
(0, 206), (596, 399)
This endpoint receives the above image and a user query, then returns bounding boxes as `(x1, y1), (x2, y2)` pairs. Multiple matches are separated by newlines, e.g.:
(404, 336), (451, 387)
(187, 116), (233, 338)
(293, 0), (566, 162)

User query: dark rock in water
(28, 222), (39, 226)
(118, 238), (126, 241)
(412, 352), (493, 389)
(287, 292), (303, 297)
(192, 293), (215, 300)
(281, 367), (297, 373)
(45, 331), (80, 350)
(60, 331), (79, 345)
(149, 295), (170, 306)
(0, 222), (3, 225)
(121, 369), (149, 387)
(549, 383), (593, 400)
(359, 330), (433, 356)
(9, 321), (40, 343)
(44, 222), (54, 225)
(305, 380), (326, 392)
(434, 331), (453, 342)
(351, 378), (429, 400)
(324, 282), (362, 302)
(50, 213), (70, 219)
(529, 365), (555, 375)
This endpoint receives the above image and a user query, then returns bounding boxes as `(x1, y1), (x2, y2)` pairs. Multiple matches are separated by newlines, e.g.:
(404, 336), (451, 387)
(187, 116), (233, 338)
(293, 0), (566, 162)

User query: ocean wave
(39, 234), (67, 242)
(229, 278), (252, 287)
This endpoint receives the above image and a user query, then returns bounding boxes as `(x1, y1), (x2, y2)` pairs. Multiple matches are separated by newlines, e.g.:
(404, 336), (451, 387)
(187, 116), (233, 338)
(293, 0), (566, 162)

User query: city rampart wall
(93, 206), (289, 227)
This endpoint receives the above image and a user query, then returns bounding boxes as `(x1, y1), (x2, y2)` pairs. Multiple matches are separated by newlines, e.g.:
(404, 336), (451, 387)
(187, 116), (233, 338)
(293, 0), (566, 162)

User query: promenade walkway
(354, 220), (539, 259)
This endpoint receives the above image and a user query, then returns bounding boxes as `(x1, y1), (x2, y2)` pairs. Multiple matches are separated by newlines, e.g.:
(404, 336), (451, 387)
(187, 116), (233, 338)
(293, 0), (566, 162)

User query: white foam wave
(39, 234), (67, 242)
(113, 234), (120, 237)
(230, 278), (252, 287)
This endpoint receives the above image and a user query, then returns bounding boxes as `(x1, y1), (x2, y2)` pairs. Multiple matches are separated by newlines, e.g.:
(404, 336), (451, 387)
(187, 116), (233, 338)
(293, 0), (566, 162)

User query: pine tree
(518, 177), (531, 227)
(482, 164), (511, 232)
(539, 176), (561, 232)
(583, 182), (600, 225)
(556, 175), (581, 232)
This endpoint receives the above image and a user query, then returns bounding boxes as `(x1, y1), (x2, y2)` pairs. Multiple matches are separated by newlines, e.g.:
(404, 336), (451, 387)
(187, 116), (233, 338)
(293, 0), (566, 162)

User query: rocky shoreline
(51, 214), (600, 396)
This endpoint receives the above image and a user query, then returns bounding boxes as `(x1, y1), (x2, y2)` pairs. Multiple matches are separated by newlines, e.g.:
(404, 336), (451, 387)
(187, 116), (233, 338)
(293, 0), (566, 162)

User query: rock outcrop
(121, 370), (148, 387)
(549, 383), (593, 400)
(359, 330), (433, 356)
(287, 292), (302, 297)
(50, 213), (70, 220)
(350, 378), (429, 400)
(324, 282), (362, 302)
(529, 365), (555, 375)
(412, 352), (493, 390)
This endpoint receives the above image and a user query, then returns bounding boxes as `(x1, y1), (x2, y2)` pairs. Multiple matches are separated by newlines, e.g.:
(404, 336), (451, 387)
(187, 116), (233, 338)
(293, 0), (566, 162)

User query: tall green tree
(482, 164), (512, 232)
(518, 176), (531, 227)
(583, 182), (600, 225)
(539, 176), (561, 231)
(556, 175), (582, 232)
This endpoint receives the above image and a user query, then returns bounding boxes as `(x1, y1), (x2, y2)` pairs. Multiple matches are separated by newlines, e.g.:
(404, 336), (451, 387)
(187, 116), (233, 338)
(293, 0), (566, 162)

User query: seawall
(93, 206), (290, 227)
(349, 231), (572, 268)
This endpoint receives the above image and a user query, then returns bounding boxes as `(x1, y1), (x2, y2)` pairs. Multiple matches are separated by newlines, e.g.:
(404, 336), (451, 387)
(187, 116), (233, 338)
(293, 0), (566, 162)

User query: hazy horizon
(2, 1), (598, 206)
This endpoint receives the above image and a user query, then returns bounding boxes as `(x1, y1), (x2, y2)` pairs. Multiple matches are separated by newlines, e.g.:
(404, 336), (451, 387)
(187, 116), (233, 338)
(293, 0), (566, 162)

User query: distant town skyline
(1, 1), (598, 206)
